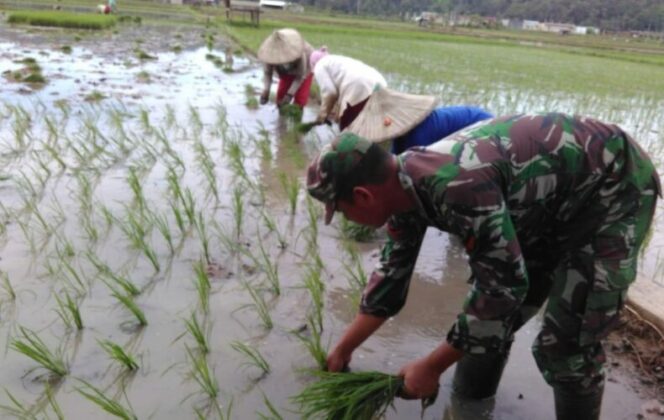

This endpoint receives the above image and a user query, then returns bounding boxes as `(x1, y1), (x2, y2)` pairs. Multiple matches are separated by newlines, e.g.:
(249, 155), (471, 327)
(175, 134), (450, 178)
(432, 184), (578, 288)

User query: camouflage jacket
(360, 113), (661, 353)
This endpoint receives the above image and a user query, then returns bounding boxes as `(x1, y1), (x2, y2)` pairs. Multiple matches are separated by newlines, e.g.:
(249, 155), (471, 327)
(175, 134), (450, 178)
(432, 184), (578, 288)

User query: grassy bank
(8, 10), (116, 29)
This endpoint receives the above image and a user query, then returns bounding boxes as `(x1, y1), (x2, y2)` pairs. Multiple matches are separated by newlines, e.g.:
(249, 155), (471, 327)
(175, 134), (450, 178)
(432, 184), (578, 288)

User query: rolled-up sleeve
(360, 213), (427, 317)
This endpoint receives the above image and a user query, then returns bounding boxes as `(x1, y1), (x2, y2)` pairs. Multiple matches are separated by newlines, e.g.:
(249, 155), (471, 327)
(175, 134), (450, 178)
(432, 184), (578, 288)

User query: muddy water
(0, 23), (660, 420)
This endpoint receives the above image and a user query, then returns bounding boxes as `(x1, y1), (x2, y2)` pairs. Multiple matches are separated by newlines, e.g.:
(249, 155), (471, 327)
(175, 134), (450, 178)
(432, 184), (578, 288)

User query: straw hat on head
(344, 85), (438, 143)
(257, 28), (305, 65)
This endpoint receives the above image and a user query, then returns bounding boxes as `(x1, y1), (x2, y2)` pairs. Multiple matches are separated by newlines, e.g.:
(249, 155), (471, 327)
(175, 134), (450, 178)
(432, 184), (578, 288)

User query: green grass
(8, 10), (117, 30)
(222, 18), (664, 100)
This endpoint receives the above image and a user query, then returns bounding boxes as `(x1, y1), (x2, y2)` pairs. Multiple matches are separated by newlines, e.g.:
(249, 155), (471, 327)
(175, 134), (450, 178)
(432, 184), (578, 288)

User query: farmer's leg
(293, 73), (314, 107)
(532, 179), (658, 420)
(275, 74), (294, 104)
(453, 260), (556, 399)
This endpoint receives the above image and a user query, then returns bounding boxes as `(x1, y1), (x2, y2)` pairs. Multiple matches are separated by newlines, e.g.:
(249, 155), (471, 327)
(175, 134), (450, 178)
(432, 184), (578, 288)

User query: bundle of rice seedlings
(292, 370), (403, 420)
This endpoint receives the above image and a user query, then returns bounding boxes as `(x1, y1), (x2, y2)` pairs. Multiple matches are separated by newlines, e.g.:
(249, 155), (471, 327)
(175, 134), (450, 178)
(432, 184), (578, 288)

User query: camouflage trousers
(505, 176), (659, 393)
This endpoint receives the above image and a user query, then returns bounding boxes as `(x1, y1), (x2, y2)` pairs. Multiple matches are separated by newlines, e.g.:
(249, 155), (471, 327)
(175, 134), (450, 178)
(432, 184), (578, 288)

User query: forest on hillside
(297, 0), (664, 32)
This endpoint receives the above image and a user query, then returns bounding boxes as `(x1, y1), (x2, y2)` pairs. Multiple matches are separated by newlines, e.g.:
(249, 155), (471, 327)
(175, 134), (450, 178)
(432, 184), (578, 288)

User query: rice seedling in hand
(54, 289), (83, 330)
(77, 380), (138, 420)
(99, 339), (139, 371)
(11, 326), (68, 377)
(230, 340), (270, 377)
(292, 370), (404, 420)
(186, 347), (219, 399)
(184, 312), (210, 354)
(193, 260), (211, 314)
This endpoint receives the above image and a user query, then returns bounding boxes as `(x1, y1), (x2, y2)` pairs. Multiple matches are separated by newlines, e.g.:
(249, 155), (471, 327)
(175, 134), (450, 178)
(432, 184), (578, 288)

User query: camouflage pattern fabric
(360, 113), (661, 390)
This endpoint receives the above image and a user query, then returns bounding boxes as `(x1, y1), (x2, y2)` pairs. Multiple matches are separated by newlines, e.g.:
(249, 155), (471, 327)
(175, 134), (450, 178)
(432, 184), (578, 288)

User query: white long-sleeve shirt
(313, 54), (387, 120)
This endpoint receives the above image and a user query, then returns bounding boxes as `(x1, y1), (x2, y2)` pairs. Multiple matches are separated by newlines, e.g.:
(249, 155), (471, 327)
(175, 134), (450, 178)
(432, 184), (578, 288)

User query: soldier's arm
(445, 183), (529, 353)
(359, 213), (428, 317)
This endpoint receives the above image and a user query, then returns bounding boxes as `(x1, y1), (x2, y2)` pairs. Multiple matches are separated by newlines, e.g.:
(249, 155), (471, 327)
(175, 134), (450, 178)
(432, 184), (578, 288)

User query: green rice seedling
(181, 188), (197, 228)
(188, 105), (203, 135)
(186, 347), (219, 399)
(11, 326), (68, 377)
(224, 135), (248, 181)
(54, 289), (83, 330)
(77, 380), (137, 420)
(127, 166), (146, 211)
(60, 45), (72, 54)
(194, 212), (211, 265)
(43, 143), (67, 170)
(278, 104), (303, 122)
(164, 104), (177, 128)
(46, 384), (65, 420)
(231, 186), (244, 238)
(170, 200), (187, 235)
(1, 271), (16, 301)
(302, 265), (324, 331)
(257, 391), (284, 420)
(230, 340), (270, 377)
(184, 312), (210, 354)
(193, 260), (211, 314)
(294, 314), (327, 370)
(243, 229), (280, 295)
(253, 126), (272, 161)
(61, 258), (86, 292)
(291, 370), (404, 420)
(261, 211), (287, 249)
(279, 172), (299, 216)
(212, 221), (241, 255)
(245, 96), (259, 110)
(98, 340), (139, 371)
(152, 211), (174, 255)
(108, 286), (147, 326)
(242, 281), (273, 330)
(135, 49), (156, 61)
(193, 141), (218, 201)
(0, 389), (36, 419)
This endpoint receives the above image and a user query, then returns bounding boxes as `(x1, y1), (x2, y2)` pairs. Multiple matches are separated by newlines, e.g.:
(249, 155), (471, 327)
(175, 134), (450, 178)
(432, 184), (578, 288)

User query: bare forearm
(425, 342), (464, 374)
(335, 313), (386, 353)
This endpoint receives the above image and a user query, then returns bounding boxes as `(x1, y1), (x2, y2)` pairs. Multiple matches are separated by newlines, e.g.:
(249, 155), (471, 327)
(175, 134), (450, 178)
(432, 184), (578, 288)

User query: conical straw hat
(344, 85), (438, 143)
(257, 28), (304, 65)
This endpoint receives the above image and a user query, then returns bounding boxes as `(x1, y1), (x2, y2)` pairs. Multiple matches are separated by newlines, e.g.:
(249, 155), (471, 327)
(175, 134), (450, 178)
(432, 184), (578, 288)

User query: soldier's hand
(259, 92), (269, 105)
(325, 346), (351, 372)
(398, 357), (441, 400)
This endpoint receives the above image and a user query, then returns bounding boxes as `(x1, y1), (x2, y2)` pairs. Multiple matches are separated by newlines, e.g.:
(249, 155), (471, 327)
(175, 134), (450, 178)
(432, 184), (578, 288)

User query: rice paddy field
(0, 4), (663, 420)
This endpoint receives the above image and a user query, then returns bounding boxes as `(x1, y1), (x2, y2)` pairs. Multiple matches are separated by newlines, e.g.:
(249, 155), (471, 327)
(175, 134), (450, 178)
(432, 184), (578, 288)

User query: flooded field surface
(0, 22), (662, 419)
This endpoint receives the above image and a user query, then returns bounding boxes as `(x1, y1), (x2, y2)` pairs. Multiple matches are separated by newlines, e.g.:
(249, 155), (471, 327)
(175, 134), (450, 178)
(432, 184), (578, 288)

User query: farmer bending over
(306, 113), (661, 420)
(343, 85), (492, 153)
(309, 50), (387, 129)
(258, 28), (315, 109)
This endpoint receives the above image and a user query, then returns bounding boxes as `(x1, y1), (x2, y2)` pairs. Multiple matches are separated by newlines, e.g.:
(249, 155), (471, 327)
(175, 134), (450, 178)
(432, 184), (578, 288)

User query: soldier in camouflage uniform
(306, 113), (661, 420)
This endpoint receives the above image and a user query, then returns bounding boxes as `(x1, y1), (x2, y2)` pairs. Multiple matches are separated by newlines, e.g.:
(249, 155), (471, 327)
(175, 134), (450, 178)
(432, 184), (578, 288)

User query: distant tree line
(297, 0), (664, 32)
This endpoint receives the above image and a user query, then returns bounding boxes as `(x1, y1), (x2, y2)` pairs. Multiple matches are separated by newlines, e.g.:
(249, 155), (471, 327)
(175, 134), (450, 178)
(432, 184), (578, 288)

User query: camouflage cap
(306, 132), (373, 224)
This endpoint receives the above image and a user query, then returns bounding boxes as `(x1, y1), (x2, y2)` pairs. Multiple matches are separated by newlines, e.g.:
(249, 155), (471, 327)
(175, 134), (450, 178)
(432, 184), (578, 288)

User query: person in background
(309, 50), (387, 130)
(306, 115), (660, 420)
(344, 85), (493, 154)
(258, 28), (315, 109)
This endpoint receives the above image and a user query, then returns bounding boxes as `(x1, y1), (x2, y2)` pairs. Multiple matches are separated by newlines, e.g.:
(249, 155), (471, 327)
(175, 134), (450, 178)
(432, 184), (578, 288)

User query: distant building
(542, 22), (576, 35)
(522, 20), (541, 31)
